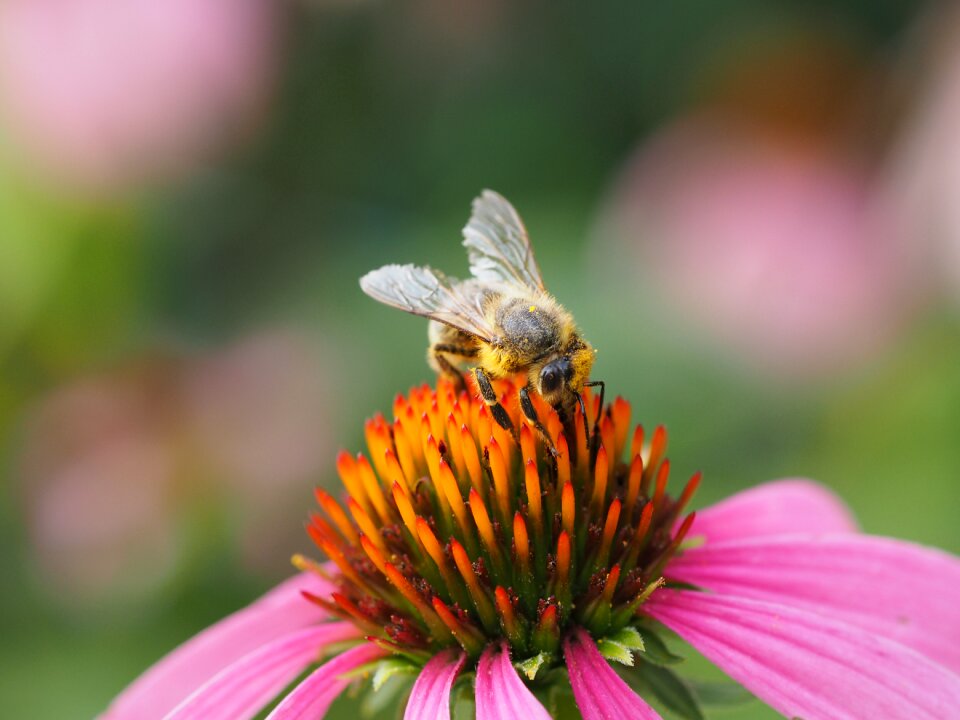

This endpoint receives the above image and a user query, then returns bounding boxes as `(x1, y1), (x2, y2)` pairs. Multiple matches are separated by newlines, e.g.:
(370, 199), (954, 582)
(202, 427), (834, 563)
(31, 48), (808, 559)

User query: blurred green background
(1, 1), (958, 718)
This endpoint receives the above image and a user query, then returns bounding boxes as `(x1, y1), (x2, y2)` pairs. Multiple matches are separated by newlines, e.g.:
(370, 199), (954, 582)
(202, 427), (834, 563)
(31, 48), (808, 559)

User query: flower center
(298, 378), (698, 666)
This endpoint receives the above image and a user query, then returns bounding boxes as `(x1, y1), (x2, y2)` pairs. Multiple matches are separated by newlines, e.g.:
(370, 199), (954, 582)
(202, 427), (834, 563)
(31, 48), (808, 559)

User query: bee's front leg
(473, 367), (516, 439)
(519, 386), (559, 457)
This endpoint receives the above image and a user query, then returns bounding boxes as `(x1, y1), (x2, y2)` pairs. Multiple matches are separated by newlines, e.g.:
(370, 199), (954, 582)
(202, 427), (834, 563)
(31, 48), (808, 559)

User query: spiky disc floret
(300, 378), (698, 667)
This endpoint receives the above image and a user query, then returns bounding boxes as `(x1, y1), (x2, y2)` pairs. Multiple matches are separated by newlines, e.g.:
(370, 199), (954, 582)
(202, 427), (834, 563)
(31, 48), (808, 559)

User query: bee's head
(538, 358), (572, 400)
(536, 338), (595, 411)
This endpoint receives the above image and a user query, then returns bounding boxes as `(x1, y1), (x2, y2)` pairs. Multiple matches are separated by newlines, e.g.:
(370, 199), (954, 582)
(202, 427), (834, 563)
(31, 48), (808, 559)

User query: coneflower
(105, 379), (960, 720)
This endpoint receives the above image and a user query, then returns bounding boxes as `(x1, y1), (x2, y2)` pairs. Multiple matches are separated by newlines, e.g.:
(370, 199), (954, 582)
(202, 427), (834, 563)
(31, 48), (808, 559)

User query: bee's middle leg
(473, 366), (516, 438)
(431, 343), (477, 395)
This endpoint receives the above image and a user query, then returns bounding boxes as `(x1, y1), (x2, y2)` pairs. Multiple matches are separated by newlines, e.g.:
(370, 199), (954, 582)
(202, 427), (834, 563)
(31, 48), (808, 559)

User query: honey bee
(360, 190), (601, 444)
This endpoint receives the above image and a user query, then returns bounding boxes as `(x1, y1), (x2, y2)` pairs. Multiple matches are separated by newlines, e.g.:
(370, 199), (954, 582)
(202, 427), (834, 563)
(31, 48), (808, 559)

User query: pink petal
(404, 650), (465, 720)
(164, 622), (362, 720)
(645, 590), (960, 720)
(689, 478), (857, 543)
(667, 534), (960, 673)
(266, 643), (385, 720)
(104, 572), (332, 719)
(475, 642), (550, 720)
(563, 628), (662, 720)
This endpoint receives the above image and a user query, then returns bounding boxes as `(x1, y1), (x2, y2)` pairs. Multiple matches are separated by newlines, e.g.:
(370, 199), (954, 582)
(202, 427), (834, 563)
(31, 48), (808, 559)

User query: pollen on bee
(528, 305), (536, 312)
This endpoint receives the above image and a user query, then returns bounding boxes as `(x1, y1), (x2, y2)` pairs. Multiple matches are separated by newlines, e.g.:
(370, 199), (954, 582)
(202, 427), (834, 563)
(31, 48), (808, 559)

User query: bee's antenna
(575, 391), (587, 422)
(584, 380), (605, 466)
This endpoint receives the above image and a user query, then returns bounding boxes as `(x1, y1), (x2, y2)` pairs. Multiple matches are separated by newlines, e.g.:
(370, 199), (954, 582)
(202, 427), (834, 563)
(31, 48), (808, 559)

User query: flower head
(303, 379), (692, 667)
(105, 379), (960, 720)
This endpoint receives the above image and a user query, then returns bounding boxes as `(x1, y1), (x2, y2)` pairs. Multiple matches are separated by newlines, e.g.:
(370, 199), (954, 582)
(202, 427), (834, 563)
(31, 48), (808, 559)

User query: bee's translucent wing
(359, 264), (495, 341)
(462, 190), (545, 291)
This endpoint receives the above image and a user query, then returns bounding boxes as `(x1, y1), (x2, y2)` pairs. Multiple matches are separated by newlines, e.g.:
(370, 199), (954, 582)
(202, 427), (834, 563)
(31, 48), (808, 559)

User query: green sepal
(515, 651), (551, 680)
(597, 638), (634, 666)
(686, 679), (755, 707)
(628, 663), (705, 720)
(360, 672), (413, 718)
(336, 659), (382, 682)
(451, 678), (477, 720)
(608, 626), (645, 651)
(371, 657), (419, 691)
(636, 627), (684, 665)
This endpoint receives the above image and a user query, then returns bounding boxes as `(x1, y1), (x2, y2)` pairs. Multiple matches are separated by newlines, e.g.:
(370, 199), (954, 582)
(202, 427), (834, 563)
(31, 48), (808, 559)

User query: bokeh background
(1, 1), (959, 718)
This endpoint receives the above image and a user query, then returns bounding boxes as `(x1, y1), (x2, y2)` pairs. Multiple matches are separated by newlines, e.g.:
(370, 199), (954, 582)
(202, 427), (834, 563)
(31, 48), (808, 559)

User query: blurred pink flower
(18, 331), (334, 606)
(20, 358), (184, 603)
(878, 8), (960, 307)
(0, 0), (278, 194)
(603, 116), (915, 378)
(182, 332), (335, 573)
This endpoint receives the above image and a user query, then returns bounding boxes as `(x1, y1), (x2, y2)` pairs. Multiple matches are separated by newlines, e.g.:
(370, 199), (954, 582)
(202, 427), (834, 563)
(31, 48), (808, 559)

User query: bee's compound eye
(540, 366), (561, 393)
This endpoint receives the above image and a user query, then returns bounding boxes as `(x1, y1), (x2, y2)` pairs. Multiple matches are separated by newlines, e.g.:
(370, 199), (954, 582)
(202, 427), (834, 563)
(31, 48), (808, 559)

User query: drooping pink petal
(645, 590), (960, 720)
(688, 479), (857, 543)
(475, 641), (550, 720)
(563, 628), (662, 720)
(164, 622), (362, 720)
(104, 571), (333, 719)
(667, 534), (960, 673)
(404, 649), (465, 720)
(266, 643), (385, 720)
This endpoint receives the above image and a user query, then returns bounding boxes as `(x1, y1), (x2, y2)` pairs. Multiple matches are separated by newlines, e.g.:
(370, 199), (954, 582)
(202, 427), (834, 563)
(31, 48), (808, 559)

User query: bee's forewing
(463, 190), (546, 291)
(359, 263), (495, 340)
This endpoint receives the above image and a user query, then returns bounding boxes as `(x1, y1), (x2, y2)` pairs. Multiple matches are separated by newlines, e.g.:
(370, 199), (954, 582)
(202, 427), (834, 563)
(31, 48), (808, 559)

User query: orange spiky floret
(305, 376), (698, 665)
